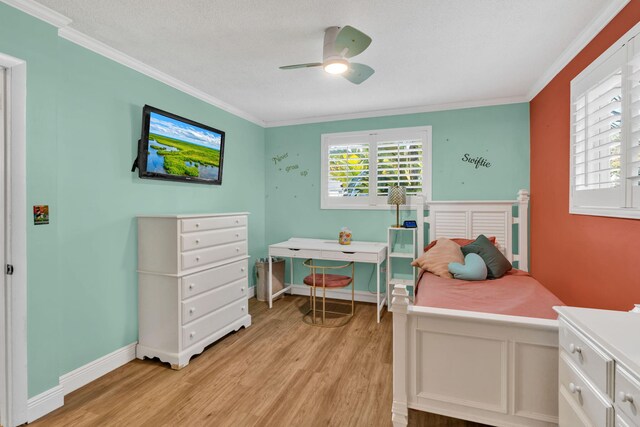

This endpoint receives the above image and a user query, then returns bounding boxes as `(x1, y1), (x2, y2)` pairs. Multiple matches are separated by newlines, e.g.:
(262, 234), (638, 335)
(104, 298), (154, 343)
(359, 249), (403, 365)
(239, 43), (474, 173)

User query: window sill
(570, 206), (640, 220)
(321, 203), (422, 211)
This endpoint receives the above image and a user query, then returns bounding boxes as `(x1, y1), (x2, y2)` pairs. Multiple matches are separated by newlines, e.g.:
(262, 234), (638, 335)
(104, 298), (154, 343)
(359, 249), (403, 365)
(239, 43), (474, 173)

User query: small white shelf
(387, 227), (418, 309)
(389, 278), (415, 287)
(389, 252), (415, 259)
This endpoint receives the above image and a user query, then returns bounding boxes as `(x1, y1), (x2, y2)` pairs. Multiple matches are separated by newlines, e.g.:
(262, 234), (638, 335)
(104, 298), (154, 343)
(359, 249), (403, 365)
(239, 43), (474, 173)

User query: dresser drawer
(181, 227), (247, 252)
(559, 352), (613, 427)
(559, 386), (593, 427)
(181, 241), (248, 270)
(616, 365), (640, 425)
(181, 215), (246, 233)
(182, 298), (247, 348)
(181, 259), (248, 299)
(559, 319), (614, 396)
(181, 278), (247, 324)
(616, 411), (636, 427)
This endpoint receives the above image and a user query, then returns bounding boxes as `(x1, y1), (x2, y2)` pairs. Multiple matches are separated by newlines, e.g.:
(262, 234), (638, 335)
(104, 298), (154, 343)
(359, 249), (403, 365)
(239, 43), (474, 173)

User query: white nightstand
(386, 227), (417, 307)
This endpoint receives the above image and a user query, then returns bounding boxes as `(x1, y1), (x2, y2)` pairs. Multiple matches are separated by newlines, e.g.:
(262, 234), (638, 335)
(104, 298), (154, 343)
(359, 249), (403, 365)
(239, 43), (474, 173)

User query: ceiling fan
(279, 26), (374, 85)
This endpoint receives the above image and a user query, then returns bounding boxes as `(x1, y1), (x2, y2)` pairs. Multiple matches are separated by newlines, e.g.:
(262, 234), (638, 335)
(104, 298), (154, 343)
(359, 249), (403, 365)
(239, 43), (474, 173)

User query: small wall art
(34, 205), (49, 225)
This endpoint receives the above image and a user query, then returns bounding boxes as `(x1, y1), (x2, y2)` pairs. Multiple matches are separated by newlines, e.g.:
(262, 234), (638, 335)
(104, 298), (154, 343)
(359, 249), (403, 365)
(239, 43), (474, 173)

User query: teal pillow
(448, 253), (488, 281)
(461, 234), (512, 279)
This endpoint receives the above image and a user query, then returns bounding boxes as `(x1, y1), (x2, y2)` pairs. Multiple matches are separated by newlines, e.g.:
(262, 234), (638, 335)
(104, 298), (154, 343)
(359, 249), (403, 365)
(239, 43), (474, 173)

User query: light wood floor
(30, 296), (488, 427)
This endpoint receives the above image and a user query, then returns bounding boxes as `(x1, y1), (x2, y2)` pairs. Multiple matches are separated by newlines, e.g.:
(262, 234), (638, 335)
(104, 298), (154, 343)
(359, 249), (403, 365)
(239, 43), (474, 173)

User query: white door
(0, 65), (6, 427)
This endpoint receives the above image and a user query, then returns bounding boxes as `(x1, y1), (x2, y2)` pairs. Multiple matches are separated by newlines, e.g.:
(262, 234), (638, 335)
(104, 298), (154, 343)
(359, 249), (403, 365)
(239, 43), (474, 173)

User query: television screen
(137, 105), (225, 185)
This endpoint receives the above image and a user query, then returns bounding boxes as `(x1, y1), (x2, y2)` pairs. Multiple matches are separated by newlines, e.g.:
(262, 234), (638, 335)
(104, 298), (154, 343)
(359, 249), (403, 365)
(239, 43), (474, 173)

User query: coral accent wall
(530, 1), (640, 310)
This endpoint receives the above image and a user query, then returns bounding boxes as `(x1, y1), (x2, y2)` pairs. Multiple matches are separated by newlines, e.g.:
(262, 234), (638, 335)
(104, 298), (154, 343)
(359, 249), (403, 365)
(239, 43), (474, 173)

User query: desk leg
(377, 261), (381, 323)
(290, 257), (294, 295)
(268, 255), (273, 309)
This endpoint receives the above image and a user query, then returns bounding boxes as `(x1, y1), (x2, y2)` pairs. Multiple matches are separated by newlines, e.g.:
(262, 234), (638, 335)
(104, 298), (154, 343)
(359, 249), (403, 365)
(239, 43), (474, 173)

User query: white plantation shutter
(327, 143), (370, 198)
(628, 36), (640, 208)
(569, 25), (640, 219)
(376, 139), (423, 196)
(321, 127), (431, 209)
(571, 46), (625, 209)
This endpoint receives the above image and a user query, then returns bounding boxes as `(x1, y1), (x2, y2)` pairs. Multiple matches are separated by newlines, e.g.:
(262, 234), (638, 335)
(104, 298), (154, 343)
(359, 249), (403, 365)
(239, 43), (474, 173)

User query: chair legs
(303, 282), (355, 328)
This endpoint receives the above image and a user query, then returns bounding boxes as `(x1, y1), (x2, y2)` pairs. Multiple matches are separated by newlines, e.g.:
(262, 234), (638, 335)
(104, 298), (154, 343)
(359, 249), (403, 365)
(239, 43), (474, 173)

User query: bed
(391, 190), (561, 427)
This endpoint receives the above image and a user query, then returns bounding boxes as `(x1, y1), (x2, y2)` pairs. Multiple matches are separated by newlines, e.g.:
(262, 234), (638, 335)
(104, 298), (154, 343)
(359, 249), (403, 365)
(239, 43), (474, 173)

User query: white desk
(268, 238), (388, 322)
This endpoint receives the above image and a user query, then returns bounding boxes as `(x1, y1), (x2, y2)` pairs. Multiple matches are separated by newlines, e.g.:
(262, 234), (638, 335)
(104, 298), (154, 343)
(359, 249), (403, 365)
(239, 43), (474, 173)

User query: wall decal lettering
(272, 152), (288, 165)
(300, 170), (308, 177)
(462, 153), (491, 169)
(285, 164), (299, 172)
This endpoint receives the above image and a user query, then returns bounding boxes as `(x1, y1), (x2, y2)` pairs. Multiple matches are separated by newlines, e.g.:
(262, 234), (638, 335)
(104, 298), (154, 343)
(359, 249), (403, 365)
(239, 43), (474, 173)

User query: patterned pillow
(412, 238), (464, 279)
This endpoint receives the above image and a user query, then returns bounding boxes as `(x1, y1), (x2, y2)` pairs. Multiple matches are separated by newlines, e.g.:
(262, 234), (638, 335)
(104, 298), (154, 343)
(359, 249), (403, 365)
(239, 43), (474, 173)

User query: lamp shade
(387, 185), (406, 205)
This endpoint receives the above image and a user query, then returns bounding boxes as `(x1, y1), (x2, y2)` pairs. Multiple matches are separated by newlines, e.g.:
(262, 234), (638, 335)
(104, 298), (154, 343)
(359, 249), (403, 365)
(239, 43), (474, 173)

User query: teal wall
(1, 3), (266, 397)
(265, 104), (530, 287)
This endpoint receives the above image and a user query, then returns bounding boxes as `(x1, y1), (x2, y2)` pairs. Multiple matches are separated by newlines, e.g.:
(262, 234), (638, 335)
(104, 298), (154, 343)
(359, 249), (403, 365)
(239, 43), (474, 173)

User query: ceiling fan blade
(343, 63), (374, 84)
(335, 26), (372, 58)
(279, 63), (322, 70)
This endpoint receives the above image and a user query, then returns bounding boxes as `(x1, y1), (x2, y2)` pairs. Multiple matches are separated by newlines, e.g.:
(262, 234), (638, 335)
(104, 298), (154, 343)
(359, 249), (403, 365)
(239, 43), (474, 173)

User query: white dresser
(136, 213), (251, 369)
(555, 306), (640, 427)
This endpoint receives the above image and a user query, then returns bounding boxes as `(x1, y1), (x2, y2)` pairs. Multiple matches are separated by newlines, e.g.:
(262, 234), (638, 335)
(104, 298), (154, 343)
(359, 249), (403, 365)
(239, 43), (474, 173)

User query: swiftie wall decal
(461, 153), (491, 169)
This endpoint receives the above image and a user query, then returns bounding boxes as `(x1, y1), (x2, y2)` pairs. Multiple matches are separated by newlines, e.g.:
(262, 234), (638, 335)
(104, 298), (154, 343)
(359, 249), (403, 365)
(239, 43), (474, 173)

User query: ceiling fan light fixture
(323, 59), (349, 75)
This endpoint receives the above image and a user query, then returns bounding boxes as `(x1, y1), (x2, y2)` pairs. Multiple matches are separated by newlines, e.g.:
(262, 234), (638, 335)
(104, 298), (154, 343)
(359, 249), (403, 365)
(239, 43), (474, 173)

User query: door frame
(0, 52), (28, 427)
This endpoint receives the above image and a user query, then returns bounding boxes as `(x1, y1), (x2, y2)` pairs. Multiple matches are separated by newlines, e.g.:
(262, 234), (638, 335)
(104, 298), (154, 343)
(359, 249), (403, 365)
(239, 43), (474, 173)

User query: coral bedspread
(414, 269), (563, 320)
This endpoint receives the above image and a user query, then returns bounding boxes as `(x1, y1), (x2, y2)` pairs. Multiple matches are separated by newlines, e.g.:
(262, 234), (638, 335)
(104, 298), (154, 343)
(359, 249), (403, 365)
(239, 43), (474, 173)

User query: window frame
(569, 21), (640, 219)
(320, 126), (432, 210)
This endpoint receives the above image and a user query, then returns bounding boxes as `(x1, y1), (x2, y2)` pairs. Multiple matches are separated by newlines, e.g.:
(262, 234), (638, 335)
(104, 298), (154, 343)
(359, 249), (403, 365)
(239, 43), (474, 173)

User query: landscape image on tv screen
(145, 111), (223, 181)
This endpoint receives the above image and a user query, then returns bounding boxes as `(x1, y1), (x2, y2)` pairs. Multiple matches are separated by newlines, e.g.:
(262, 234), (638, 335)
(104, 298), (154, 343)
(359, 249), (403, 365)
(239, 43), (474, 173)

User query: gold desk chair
(302, 259), (355, 327)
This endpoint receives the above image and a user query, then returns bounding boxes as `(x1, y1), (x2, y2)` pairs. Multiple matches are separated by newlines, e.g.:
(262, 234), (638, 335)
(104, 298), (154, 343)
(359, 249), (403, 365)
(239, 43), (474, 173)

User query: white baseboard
(60, 342), (137, 396)
(27, 342), (137, 423)
(248, 285), (256, 299)
(289, 284), (380, 304)
(27, 385), (64, 423)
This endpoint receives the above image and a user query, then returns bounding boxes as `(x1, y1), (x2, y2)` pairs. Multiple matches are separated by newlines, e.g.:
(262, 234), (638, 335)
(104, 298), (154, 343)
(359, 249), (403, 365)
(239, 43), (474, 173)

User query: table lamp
(387, 185), (406, 228)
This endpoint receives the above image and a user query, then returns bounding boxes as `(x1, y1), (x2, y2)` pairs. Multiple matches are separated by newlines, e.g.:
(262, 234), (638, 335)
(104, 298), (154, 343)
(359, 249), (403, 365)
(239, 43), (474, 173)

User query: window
(570, 23), (640, 219)
(321, 126), (431, 209)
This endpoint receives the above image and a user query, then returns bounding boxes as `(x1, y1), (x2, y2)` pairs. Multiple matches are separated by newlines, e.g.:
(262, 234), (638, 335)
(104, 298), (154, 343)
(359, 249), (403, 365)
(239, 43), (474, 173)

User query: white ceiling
(33, 0), (616, 125)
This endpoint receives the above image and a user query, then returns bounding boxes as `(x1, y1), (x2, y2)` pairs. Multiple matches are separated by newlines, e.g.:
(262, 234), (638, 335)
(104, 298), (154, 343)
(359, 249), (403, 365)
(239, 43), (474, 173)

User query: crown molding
(0, 0), (71, 28)
(526, 0), (631, 100)
(58, 27), (265, 126)
(264, 96), (528, 128)
(4, 0), (629, 128)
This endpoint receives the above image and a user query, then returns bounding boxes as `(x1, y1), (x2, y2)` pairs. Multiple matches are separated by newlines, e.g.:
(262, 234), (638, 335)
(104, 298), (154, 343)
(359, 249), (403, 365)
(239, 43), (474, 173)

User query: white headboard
(415, 190), (529, 271)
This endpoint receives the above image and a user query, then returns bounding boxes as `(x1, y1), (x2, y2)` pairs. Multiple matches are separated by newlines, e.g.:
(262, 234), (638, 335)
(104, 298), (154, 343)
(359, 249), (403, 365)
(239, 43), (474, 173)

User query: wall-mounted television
(135, 105), (225, 185)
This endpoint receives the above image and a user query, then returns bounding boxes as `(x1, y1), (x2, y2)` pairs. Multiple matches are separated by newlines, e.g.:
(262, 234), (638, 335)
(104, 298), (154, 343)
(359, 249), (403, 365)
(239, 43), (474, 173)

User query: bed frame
(391, 190), (559, 427)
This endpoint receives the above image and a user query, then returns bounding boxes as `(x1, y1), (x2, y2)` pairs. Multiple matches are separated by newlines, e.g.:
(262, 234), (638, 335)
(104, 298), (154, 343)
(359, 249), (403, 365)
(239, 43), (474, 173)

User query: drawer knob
(235, 233), (240, 238)
(196, 256), (200, 262)
(569, 343), (582, 354)
(195, 239), (200, 245)
(569, 383), (581, 394)
(189, 307), (195, 315)
(241, 287), (245, 292)
(619, 392), (634, 403)
(236, 248), (240, 252)
(235, 219), (239, 224)
(241, 267), (245, 272)
(189, 284), (195, 290)
(241, 306), (245, 312)
(190, 332), (196, 339)
(195, 223), (200, 228)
